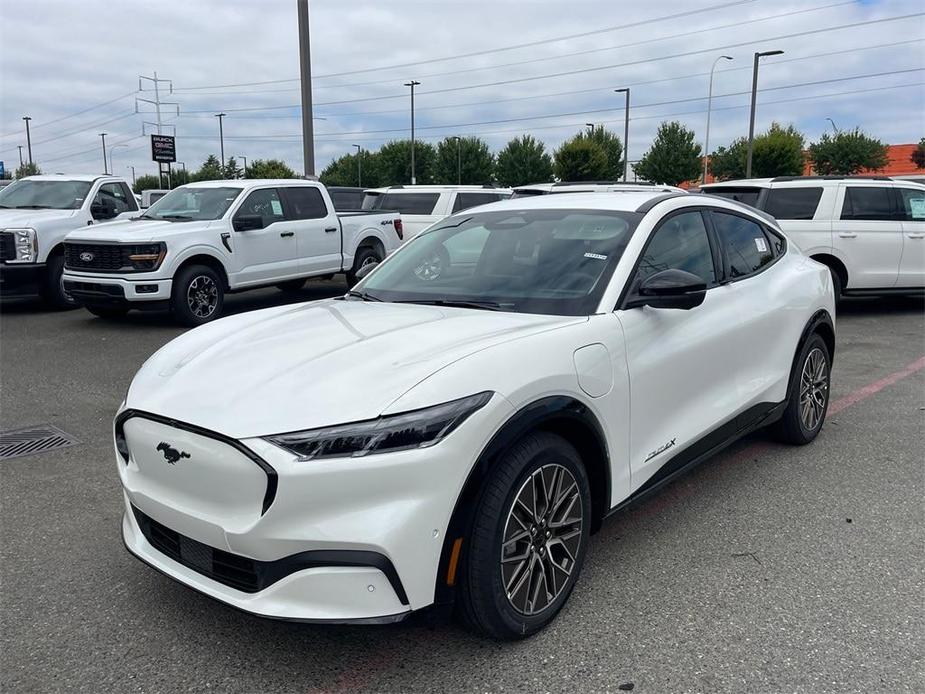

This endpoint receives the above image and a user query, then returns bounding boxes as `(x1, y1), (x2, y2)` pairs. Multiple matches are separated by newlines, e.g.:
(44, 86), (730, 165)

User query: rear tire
(771, 333), (831, 445)
(86, 306), (129, 320)
(276, 278), (307, 293)
(40, 253), (78, 310)
(171, 264), (224, 327)
(346, 246), (382, 287)
(458, 432), (591, 640)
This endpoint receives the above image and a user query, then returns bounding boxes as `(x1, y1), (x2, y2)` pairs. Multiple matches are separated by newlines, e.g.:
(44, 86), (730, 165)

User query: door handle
(907, 232), (925, 239)
(324, 227), (338, 233)
(280, 231), (294, 238)
(838, 232), (857, 239)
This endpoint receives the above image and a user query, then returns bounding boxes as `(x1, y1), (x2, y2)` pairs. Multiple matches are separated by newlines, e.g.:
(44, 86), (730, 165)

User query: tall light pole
(235, 155), (247, 178)
(585, 123), (595, 136)
(614, 88), (630, 181)
(176, 161), (187, 172)
(17, 145), (24, 168)
(22, 116), (33, 165)
(99, 133), (108, 174)
(297, 0), (315, 177)
(352, 144), (361, 187)
(214, 113), (226, 176)
(109, 143), (128, 175)
(826, 117), (839, 134)
(746, 49), (784, 178)
(453, 136), (461, 184)
(703, 55), (733, 183)
(127, 165), (136, 186)
(404, 80), (421, 184)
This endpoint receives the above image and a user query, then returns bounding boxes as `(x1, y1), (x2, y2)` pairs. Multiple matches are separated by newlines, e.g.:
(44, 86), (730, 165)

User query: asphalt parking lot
(1, 284), (923, 694)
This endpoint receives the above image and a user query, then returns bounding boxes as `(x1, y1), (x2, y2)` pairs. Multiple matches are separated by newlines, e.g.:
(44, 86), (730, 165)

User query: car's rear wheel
(346, 246), (382, 287)
(772, 333), (831, 445)
(459, 432), (590, 640)
(171, 264), (224, 327)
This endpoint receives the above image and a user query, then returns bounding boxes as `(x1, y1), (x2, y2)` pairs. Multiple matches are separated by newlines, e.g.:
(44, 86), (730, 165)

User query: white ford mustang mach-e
(116, 191), (835, 639)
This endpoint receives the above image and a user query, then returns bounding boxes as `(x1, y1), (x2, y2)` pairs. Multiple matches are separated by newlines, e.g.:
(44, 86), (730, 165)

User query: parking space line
(828, 354), (925, 416)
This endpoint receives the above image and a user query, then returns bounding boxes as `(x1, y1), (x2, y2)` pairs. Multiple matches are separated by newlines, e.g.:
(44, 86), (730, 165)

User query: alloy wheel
(501, 463), (583, 616)
(799, 347), (828, 431)
(187, 275), (218, 319)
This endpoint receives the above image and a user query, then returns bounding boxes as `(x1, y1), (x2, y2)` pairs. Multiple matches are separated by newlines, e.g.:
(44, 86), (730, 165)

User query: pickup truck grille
(0, 232), (14, 262)
(64, 242), (163, 273)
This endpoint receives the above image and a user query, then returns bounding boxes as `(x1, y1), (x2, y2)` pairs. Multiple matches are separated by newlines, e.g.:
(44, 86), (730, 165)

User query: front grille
(64, 242), (163, 273)
(133, 507), (260, 592)
(0, 232), (14, 262)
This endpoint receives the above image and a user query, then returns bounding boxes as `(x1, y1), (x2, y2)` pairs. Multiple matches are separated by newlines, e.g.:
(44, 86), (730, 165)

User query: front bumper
(117, 395), (513, 622)
(0, 262), (45, 298)
(63, 270), (172, 307)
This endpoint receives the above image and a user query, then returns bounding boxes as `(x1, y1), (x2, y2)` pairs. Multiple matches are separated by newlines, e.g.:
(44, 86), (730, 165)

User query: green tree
(911, 138), (925, 169)
(132, 174), (162, 194)
(15, 162), (41, 178)
(577, 125), (624, 179)
(377, 139), (437, 185)
(495, 135), (554, 187)
(634, 121), (702, 186)
(708, 139), (747, 181)
(434, 136), (495, 184)
(191, 155), (224, 181)
(243, 158), (297, 179)
(710, 123), (806, 181)
(223, 156), (239, 180)
(553, 138), (609, 182)
(808, 127), (889, 175)
(168, 168), (191, 188)
(320, 151), (381, 187)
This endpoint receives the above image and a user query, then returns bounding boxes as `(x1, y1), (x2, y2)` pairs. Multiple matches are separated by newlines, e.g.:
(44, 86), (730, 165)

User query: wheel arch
(809, 252), (848, 289)
(786, 309), (835, 401)
(432, 395), (611, 605)
(174, 253), (230, 290)
(355, 234), (385, 258)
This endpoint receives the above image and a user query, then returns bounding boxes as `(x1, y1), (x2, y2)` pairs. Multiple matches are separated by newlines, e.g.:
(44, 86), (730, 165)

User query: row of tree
(131, 156), (296, 193)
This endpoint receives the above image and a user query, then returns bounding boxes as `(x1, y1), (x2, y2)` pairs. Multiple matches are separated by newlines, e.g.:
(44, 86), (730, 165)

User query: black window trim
(707, 207), (784, 284)
(615, 206), (721, 310)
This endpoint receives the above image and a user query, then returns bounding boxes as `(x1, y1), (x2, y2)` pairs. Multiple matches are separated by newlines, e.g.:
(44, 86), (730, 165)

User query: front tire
(40, 253), (77, 310)
(458, 432), (591, 640)
(772, 333), (831, 445)
(171, 264), (224, 327)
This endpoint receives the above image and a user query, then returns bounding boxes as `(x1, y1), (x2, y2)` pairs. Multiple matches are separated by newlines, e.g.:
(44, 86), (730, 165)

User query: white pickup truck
(0, 174), (140, 307)
(62, 179), (403, 325)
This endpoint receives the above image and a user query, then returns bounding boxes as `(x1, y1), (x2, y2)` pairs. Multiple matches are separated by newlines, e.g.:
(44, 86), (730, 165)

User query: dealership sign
(151, 134), (176, 163)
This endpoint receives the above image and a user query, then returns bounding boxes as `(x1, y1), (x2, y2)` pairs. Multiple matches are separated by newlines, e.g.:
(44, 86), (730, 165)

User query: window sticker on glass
(584, 252), (607, 260)
(271, 199), (283, 216)
(755, 237), (768, 253)
(910, 198), (925, 219)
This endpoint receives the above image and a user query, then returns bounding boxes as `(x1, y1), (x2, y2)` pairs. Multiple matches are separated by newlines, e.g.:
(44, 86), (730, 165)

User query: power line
(0, 91), (136, 139)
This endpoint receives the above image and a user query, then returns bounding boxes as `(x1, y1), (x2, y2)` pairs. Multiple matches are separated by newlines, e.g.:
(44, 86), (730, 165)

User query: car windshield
(141, 186), (243, 221)
(357, 208), (641, 316)
(0, 179), (92, 210)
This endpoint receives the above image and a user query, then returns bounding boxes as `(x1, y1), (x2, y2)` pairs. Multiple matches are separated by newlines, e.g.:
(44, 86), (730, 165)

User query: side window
(711, 211), (774, 278)
(376, 193), (440, 215)
(764, 187), (823, 220)
(452, 192), (503, 213)
(841, 186), (893, 221)
(281, 186), (328, 220)
(766, 227), (787, 257)
(637, 211), (716, 286)
(235, 188), (286, 227)
(897, 188), (925, 221)
(95, 182), (134, 215)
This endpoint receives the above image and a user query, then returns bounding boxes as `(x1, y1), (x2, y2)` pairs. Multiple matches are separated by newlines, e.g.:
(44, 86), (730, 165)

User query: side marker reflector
(446, 537), (463, 587)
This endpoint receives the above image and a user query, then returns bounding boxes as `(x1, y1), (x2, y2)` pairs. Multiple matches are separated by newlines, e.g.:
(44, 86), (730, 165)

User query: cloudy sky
(1, 0), (922, 179)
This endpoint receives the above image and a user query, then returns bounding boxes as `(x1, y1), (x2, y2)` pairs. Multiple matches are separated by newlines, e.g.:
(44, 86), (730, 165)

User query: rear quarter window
(375, 192), (440, 215)
(707, 187), (763, 208)
(764, 187), (823, 220)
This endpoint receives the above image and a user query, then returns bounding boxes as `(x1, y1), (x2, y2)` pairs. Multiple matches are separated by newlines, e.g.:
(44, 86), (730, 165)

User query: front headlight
(265, 391), (493, 461)
(6, 228), (37, 263)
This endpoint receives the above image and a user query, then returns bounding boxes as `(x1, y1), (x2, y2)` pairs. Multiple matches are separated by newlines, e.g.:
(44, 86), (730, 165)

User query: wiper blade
(134, 214), (155, 220)
(345, 289), (383, 302)
(395, 299), (505, 311)
(14, 204), (54, 209)
(160, 214), (193, 221)
(0, 205), (10, 208)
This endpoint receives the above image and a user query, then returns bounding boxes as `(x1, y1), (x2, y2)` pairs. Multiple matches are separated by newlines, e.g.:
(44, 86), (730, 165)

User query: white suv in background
(701, 176), (925, 298)
(364, 185), (512, 240)
(511, 181), (686, 198)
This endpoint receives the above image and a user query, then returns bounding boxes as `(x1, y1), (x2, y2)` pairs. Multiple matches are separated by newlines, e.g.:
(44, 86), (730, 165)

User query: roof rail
(697, 193), (779, 226)
(770, 175), (893, 182)
(553, 180), (657, 187)
(634, 192), (688, 213)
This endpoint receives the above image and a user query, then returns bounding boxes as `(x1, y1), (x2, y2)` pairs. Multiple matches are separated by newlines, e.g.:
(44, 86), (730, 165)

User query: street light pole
(614, 88), (630, 181)
(826, 117), (839, 134)
(703, 55), (733, 183)
(404, 80), (421, 184)
(585, 123), (594, 136)
(176, 161), (187, 173)
(17, 145), (24, 168)
(297, 0), (315, 177)
(746, 49), (784, 178)
(99, 133), (108, 174)
(453, 136), (461, 184)
(352, 144), (361, 187)
(215, 113), (226, 177)
(235, 155), (247, 178)
(22, 116), (33, 165)
(127, 165), (136, 185)
(109, 143), (128, 175)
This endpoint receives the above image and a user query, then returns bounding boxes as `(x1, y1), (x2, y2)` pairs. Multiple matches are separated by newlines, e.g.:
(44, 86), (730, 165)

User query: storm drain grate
(0, 424), (81, 461)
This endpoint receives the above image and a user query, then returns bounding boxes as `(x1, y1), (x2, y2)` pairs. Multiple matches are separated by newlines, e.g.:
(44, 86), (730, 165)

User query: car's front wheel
(772, 333), (831, 445)
(41, 253), (78, 310)
(459, 432), (591, 639)
(171, 264), (224, 327)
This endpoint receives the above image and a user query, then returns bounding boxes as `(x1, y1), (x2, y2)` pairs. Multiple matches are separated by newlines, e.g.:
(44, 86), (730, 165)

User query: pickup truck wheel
(41, 253), (78, 310)
(346, 247), (382, 287)
(172, 264), (224, 327)
(276, 278), (307, 293)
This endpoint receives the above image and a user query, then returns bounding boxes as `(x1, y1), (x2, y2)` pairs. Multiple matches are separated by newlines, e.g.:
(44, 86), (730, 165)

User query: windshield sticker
(755, 237), (768, 253)
(584, 252), (607, 260)
(910, 198), (925, 219)
(270, 199), (283, 216)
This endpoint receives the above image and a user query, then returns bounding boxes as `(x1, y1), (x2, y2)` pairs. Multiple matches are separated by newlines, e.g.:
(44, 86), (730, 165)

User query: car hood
(0, 208), (79, 228)
(127, 299), (584, 439)
(65, 218), (216, 242)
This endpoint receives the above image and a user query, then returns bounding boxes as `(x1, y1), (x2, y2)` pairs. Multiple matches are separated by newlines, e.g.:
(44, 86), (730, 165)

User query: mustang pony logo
(156, 442), (190, 464)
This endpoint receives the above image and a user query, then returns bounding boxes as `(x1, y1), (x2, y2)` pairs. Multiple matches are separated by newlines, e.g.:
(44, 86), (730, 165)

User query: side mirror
(233, 214), (264, 231)
(354, 260), (379, 281)
(626, 269), (707, 310)
(91, 199), (118, 220)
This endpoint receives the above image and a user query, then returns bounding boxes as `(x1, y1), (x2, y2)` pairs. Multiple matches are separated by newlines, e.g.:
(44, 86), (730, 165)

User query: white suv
(364, 185), (512, 240)
(701, 176), (925, 298)
(511, 181), (686, 198)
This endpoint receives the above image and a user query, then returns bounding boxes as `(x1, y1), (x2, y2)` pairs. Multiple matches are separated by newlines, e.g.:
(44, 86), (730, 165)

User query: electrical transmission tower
(136, 72), (179, 187)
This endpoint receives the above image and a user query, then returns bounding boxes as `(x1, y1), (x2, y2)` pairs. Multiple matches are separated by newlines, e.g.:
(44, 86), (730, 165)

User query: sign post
(151, 134), (176, 189)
